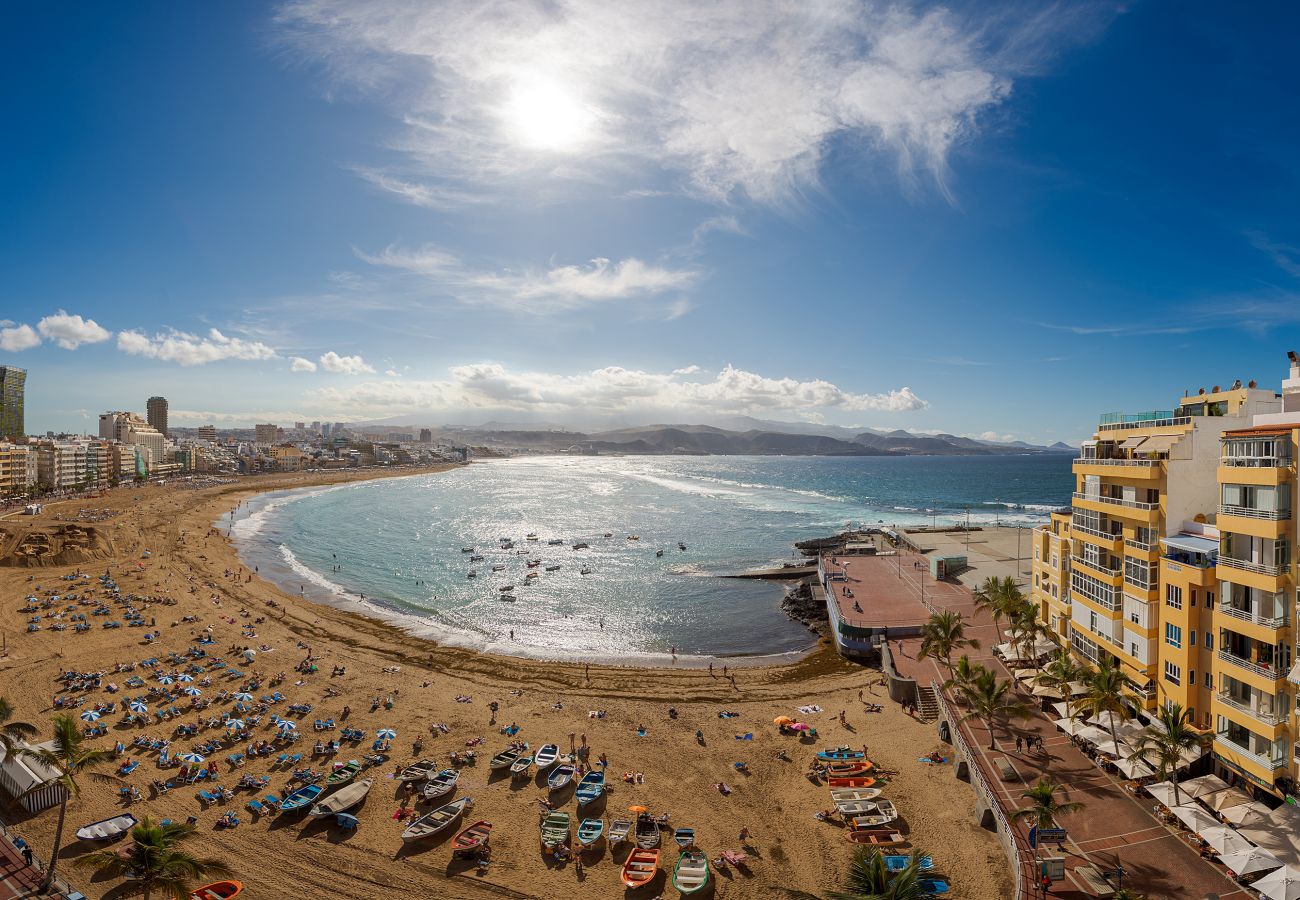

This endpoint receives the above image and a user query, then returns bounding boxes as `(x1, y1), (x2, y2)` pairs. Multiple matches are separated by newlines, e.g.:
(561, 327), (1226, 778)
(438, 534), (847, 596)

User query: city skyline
(5, 3), (1300, 441)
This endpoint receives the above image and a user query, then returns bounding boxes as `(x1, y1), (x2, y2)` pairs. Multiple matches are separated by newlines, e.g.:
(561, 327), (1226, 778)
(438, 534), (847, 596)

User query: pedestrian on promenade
(1015, 736), (1023, 753)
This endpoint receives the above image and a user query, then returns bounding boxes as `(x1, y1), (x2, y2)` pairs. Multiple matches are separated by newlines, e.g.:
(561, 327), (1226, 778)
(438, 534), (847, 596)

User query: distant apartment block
(0, 365), (26, 441)
(147, 395), (168, 436)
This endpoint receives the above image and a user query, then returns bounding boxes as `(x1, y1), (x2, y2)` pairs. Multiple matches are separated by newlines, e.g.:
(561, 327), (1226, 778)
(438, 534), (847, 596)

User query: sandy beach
(0, 466), (1010, 899)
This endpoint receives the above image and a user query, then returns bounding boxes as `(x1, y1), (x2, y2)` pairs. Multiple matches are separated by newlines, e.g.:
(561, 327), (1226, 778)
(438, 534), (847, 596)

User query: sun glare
(502, 78), (594, 152)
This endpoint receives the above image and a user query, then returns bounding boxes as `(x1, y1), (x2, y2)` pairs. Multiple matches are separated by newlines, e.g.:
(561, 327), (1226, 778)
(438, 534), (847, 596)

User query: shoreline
(221, 466), (820, 669)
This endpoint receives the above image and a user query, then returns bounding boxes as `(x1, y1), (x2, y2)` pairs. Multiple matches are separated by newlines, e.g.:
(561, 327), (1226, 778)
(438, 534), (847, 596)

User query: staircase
(915, 685), (939, 721)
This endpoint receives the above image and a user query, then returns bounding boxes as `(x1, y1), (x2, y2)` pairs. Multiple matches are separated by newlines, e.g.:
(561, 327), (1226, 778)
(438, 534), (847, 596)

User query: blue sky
(4, 1), (1300, 443)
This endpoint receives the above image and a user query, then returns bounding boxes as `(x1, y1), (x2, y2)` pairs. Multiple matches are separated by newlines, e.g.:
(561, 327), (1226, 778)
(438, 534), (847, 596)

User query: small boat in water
(461, 548), (474, 553)
(534, 744), (560, 769)
(498, 585), (515, 592)
(621, 848), (660, 888)
(452, 820), (493, 852)
(548, 763), (576, 790)
(402, 797), (472, 842)
(545, 565), (560, 572)
(577, 817), (604, 846)
(309, 778), (372, 817)
(678, 542), (687, 551)
(655, 549), (665, 557)
(540, 811), (570, 848)
(572, 542), (589, 549)
(498, 594), (517, 602)
(603, 532), (613, 538)
(525, 572), (539, 580)
(526, 533), (539, 540)
(466, 570), (477, 578)
(76, 813), (137, 842)
(491, 564), (506, 572)
(674, 850), (710, 894)
(397, 760), (438, 782)
(527, 560), (540, 568)
(190, 881), (243, 900)
(548, 539), (564, 546)
(580, 566), (592, 575)
(608, 819), (632, 844)
(469, 555), (484, 562)
(423, 769), (459, 800)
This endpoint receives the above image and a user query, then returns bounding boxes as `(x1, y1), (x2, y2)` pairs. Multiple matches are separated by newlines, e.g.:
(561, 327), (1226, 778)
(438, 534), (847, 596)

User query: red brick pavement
(860, 549), (1251, 899)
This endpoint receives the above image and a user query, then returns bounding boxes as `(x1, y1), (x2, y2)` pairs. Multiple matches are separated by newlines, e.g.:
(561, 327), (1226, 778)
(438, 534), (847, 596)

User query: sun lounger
(246, 799), (264, 815)
(197, 789), (218, 805)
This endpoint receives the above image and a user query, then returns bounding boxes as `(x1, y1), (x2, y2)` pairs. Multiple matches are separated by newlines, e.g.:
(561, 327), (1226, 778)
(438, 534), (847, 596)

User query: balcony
(1218, 556), (1286, 578)
(1125, 537), (1156, 552)
(1217, 648), (1285, 680)
(1214, 736), (1287, 772)
(1073, 492), (1158, 511)
(1073, 457), (1162, 468)
(1072, 555), (1121, 578)
(1218, 604), (1288, 629)
(1073, 521), (1123, 542)
(1220, 505), (1291, 521)
(1216, 693), (1287, 726)
(1097, 415), (1191, 432)
(1221, 455), (1292, 468)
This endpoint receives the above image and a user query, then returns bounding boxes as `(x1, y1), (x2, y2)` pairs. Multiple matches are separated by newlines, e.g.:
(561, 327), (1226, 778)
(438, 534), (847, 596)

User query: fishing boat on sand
(825, 760), (874, 775)
(607, 819), (632, 844)
(846, 829), (907, 846)
(534, 744), (560, 769)
(548, 763), (576, 790)
(452, 820), (493, 852)
(828, 776), (877, 788)
(309, 778), (372, 817)
(540, 811), (570, 849)
(830, 787), (882, 802)
(510, 754), (534, 776)
(422, 769), (459, 800)
(673, 850), (710, 894)
(325, 759), (361, 786)
(817, 746), (865, 761)
(575, 770), (605, 805)
(577, 817), (604, 846)
(397, 759), (437, 782)
(190, 881), (243, 900)
(402, 798), (473, 842)
(76, 813), (137, 842)
(635, 815), (660, 848)
(278, 784), (323, 814)
(621, 848), (660, 887)
(489, 746), (527, 771)
(673, 826), (695, 848)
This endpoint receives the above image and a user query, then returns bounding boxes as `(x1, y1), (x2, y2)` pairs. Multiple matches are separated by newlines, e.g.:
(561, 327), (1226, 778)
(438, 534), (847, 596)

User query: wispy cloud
(117, 328), (278, 366)
(1246, 229), (1300, 280)
(276, 1), (1097, 206)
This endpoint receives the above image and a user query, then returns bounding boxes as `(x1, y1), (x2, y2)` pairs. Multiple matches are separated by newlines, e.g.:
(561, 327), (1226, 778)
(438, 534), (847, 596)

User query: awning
(1287, 660), (1300, 686)
(1139, 433), (1181, 454)
(1199, 824), (1254, 856)
(1119, 436), (1147, 450)
(1162, 534), (1220, 555)
(1114, 756), (1154, 779)
(1173, 804), (1220, 832)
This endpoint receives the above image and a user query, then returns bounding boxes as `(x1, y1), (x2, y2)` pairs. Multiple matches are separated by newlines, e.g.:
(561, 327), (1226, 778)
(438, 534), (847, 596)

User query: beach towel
(734, 733), (753, 741)
(796, 705), (822, 714)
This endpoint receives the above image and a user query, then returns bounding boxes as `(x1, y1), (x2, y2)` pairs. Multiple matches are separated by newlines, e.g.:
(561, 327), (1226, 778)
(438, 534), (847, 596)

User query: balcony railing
(1220, 505), (1291, 521)
(1098, 416), (1191, 432)
(1217, 692), (1287, 726)
(1073, 492), (1159, 511)
(1073, 522), (1122, 542)
(1073, 457), (1162, 468)
(1221, 456), (1292, 468)
(1073, 555), (1121, 578)
(1125, 538), (1156, 552)
(1217, 649), (1285, 680)
(1218, 556), (1286, 578)
(1218, 604), (1287, 629)
(1214, 735), (1287, 771)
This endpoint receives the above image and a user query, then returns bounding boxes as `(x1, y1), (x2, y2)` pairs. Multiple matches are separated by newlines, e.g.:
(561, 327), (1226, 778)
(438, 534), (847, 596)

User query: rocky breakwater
(781, 577), (828, 636)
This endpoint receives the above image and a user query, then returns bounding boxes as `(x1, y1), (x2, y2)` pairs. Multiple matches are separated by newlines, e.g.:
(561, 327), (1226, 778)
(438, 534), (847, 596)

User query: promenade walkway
(866, 549), (1251, 899)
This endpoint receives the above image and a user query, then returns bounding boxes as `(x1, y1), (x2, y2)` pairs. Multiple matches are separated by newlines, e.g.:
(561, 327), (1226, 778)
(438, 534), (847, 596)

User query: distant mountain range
(360, 415), (1074, 456)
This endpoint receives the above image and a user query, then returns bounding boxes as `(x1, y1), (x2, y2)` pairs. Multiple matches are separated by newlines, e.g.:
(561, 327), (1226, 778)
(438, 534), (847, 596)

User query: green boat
(326, 759), (361, 786)
(577, 817), (604, 846)
(540, 811), (570, 849)
(673, 850), (710, 894)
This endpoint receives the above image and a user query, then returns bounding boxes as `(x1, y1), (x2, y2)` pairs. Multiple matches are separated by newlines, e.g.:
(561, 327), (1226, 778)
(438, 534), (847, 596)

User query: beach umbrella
(1012, 668), (1039, 682)
(1172, 804), (1219, 832)
(157, 675), (174, 685)
(182, 687), (202, 697)
(179, 752), (205, 763)
(1254, 865), (1300, 900)
(1031, 684), (1063, 699)
(79, 710), (102, 722)
(1113, 756), (1153, 780)
(1222, 800), (1273, 827)
(276, 721), (297, 732)
(177, 673), (194, 683)
(233, 692), (254, 702)
(1199, 825), (1253, 856)
(129, 700), (148, 713)
(225, 719), (246, 730)
(1053, 718), (1080, 736)
(773, 716), (793, 725)
(628, 806), (648, 814)
(1066, 680), (1089, 696)
(376, 728), (397, 740)
(243, 649), (256, 662)
(1220, 846), (1283, 876)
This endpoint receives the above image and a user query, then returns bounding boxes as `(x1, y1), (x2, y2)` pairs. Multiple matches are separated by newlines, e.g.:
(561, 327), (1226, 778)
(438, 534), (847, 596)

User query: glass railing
(1073, 492), (1158, 511)
(1072, 522), (1122, 541)
(1213, 735), (1287, 770)
(1217, 648), (1285, 679)
(1221, 456), (1292, 468)
(1073, 457), (1162, 467)
(1216, 693), (1286, 726)
(1218, 604), (1287, 628)
(1097, 416), (1190, 432)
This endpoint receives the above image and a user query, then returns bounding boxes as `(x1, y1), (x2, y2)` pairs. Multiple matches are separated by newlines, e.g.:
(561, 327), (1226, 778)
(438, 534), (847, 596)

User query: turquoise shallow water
(228, 454), (1072, 663)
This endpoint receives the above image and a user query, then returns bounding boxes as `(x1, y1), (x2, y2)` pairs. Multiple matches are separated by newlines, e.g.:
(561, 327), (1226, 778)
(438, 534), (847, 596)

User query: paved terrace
(904, 525), (1037, 589)
(864, 548), (1251, 900)
(822, 551), (931, 635)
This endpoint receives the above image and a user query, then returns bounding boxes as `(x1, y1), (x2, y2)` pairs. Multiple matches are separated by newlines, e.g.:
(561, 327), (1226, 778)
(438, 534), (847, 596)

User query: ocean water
(227, 454), (1073, 663)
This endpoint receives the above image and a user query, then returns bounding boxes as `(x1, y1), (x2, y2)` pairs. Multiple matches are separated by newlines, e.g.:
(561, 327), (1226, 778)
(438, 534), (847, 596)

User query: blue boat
(919, 878), (951, 895)
(816, 746), (865, 761)
(575, 770), (605, 805)
(278, 783), (323, 813)
(884, 855), (934, 872)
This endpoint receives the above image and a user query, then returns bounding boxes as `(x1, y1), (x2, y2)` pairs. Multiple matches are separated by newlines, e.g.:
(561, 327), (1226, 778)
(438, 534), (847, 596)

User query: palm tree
(1006, 599), (1047, 663)
(827, 847), (931, 900)
(1034, 650), (1085, 718)
(973, 576), (1022, 645)
(76, 816), (232, 900)
(0, 697), (37, 755)
(19, 714), (121, 890)
(1127, 703), (1207, 806)
(959, 668), (1033, 750)
(1011, 778), (1085, 830)
(1074, 658), (1131, 752)
(917, 610), (980, 675)
(944, 655), (984, 702)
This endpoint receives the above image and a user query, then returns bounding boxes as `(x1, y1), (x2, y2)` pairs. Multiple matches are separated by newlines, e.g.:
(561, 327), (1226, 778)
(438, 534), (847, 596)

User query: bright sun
(502, 78), (594, 152)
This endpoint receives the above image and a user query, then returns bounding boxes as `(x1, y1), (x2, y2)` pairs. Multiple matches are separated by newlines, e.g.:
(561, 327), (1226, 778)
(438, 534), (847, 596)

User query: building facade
(147, 396), (168, 436)
(0, 366), (25, 441)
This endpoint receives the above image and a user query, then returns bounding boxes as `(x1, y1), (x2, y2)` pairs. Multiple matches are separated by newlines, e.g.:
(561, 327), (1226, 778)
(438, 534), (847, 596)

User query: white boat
(534, 744), (561, 769)
(308, 779), (372, 817)
(422, 769), (459, 800)
(466, 570), (477, 578)
(76, 813), (137, 842)
(580, 567), (592, 575)
(402, 798), (473, 842)
(498, 594), (517, 602)
(835, 799), (883, 816)
(498, 585), (515, 592)
(830, 788), (882, 802)
(397, 759), (438, 782)
(491, 565), (506, 572)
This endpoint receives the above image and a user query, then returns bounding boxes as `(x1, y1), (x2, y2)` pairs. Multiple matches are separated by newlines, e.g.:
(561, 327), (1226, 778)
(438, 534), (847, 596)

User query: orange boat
(827, 776), (877, 788)
(452, 820), (493, 851)
(621, 847), (661, 887)
(825, 760), (874, 776)
(191, 882), (243, 900)
(845, 829), (906, 846)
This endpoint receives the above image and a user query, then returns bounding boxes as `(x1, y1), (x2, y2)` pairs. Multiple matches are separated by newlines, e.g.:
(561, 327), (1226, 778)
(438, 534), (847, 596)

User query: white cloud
(276, 1), (1080, 205)
(290, 356), (318, 372)
(360, 244), (697, 312)
(117, 328), (278, 366)
(319, 351), (375, 375)
(384, 368), (401, 377)
(304, 361), (926, 418)
(975, 431), (1015, 443)
(37, 311), (111, 349)
(0, 323), (41, 352)
(672, 365), (702, 375)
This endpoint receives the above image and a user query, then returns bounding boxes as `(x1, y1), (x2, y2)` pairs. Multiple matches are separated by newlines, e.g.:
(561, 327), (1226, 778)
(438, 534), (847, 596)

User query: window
(1073, 570), (1117, 609)
(1205, 672), (1212, 689)
(1190, 630), (1196, 647)
(1206, 590), (1215, 609)
(1165, 623), (1182, 648)
(1164, 661), (1181, 685)
(1051, 584), (1058, 598)
(1190, 670), (1196, 684)
(1166, 585), (1183, 610)
(1052, 554), (1059, 569)
(1206, 632), (1213, 651)
(1125, 556), (1152, 589)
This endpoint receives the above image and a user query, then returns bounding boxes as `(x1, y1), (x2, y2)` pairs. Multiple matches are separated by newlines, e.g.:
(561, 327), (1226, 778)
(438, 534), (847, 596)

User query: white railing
(1098, 416), (1190, 432)
(1216, 693), (1287, 726)
(1220, 505), (1291, 521)
(1221, 457), (1291, 468)
(1072, 522), (1121, 542)
(1073, 457), (1162, 468)
(1217, 649), (1285, 680)
(1217, 604), (1287, 629)
(1073, 492), (1158, 511)
(1218, 556), (1285, 578)
(1213, 736), (1287, 770)
(1072, 555), (1121, 578)
(1125, 538), (1155, 552)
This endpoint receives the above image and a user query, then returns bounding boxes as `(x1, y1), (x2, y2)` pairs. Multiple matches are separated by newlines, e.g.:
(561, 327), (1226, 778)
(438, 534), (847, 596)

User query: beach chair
(264, 793), (280, 808)
(246, 798), (264, 815)
(289, 753), (303, 765)
(197, 789), (218, 805)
